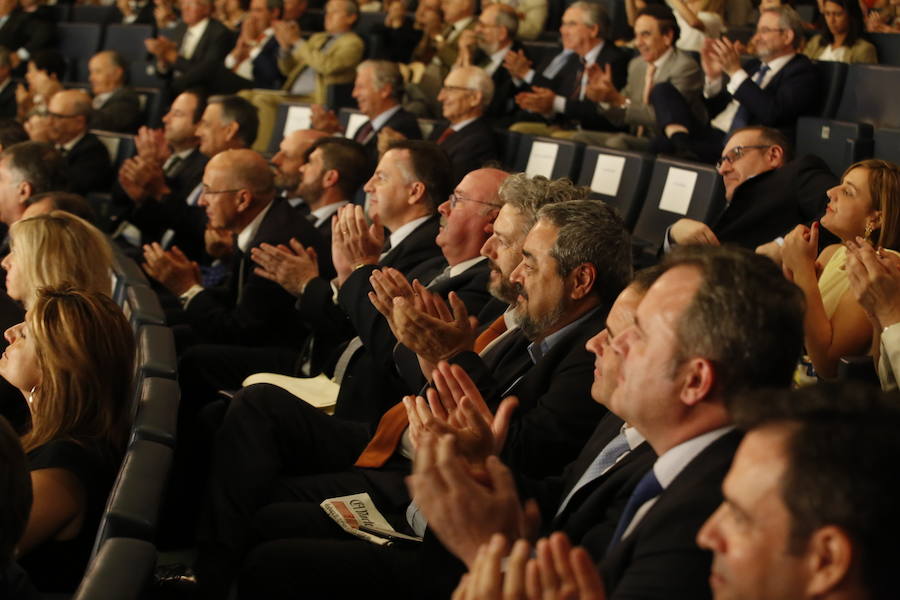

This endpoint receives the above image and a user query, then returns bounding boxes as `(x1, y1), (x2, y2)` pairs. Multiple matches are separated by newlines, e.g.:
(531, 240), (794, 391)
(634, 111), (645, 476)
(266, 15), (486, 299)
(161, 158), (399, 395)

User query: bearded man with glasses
(666, 125), (837, 258)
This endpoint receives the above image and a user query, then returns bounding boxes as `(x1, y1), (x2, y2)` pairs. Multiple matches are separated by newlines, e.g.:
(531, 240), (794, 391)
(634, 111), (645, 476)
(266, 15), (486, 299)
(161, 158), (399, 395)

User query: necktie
(354, 314), (509, 469)
(427, 265), (452, 287)
(729, 64), (770, 133)
(607, 469), (663, 551)
(435, 127), (455, 145)
(163, 154), (183, 177)
(569, 58), (587, 101)
(180, 28), (194, 59)
(354, 120), (374, 145)
(556, 431), (632, 516)
(637, 63), (658, 138)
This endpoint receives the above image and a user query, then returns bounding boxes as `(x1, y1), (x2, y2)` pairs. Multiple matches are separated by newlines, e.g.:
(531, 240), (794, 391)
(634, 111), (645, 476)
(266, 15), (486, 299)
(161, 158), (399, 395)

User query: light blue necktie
(556, 430), (631, 516)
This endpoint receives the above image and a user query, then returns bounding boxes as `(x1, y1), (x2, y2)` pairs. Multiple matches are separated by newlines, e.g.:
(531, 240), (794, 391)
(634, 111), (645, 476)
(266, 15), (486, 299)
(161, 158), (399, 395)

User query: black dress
(18, 439), (120, 593)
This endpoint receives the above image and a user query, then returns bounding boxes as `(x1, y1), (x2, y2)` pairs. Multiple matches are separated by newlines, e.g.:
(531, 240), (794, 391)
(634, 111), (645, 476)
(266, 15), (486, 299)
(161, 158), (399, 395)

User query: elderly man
(142, 148), (325, 347)
(217, 0), (284, 93)
(507, 1), (629, 136)
(458, 2), (521, 120)
(570, 5), (706, 152)
(666, 125), (836, 254)
(47, 89), (112, 195)
(88, 50), (141, 133)
(241, 0), (364, 152)
(0, 142), (66, 227)
(144, 0), (233, 96)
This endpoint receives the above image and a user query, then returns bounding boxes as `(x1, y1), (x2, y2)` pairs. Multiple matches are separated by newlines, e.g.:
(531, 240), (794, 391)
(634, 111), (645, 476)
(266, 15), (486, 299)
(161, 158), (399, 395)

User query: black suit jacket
(470, 42), (522, 123)
(90, 87), (142, 133)
(0, 79), (15, 120)
(0, 10), (53, 56)
(705, 53), (821, 134)
(168, 18), (235, 95)
(712, 154), (838, 249)
(251, 35), (284, 90)
(64, 133), (113, 195)
(600, 430), (742, 600)
(111, 2), (155, 24)
(356, 107), (422, 167)
(430, 117), (499, 186)
(184, 198), (327, 347)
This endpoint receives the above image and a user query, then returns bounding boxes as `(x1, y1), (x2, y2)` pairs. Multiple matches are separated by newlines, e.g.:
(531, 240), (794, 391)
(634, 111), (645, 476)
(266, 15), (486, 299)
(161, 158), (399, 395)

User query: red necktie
(436, 127), (455, 145)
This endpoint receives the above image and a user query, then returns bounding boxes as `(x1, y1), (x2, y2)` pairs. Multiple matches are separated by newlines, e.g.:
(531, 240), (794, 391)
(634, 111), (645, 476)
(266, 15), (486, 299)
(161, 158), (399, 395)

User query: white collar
(622, 423), (646, 450)
(388, 215), (430, 251)
(370, 104), (402, 132)
(582, 41), (605, 64)
(761, 52), (794, 75)
(490, 44), (512, 64)
(236, 200), (273, 253)
(187, 17), (210, 35)
(449, 255), (485, 278)
(60, 132), (86, 153)
(311, 199), (348, 226)
(451, 16), (474, 33)
(652, 426), (734, 489)
(450, 116), (479, 132)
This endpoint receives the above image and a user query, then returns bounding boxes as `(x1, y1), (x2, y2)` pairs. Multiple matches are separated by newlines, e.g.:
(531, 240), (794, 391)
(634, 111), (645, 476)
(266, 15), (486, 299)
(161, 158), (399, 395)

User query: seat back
(103, 24), (156, 61)
(813, 60), (848, 119)
(522, 41), (563, 68)
(577, 146), (655, 230)
(110, 247), (149, 306)
(339, 107), (368, 139)
(92, 130), (137, 172)
(513, 136), (584, 180)
(874, 127), (900, 163)
(123, 285), (166, 330)
(131, 376), (180, 448)
(75, 538), (157, 600)
(268, 101), (313, 154)
(57, 23), (104, 82)
(795, 118), (873, 176)
(835, 64), (900, 128)
(135, 87), (164, 127)
(137, 324), (177, 380)
(632, 157), (725, 252)
(325, 82), (356, 110)
(91, 439), (173, 557)
(71, 4), (116, 23)
(870, 33), (900, 67)
(495, 128), (522, 171)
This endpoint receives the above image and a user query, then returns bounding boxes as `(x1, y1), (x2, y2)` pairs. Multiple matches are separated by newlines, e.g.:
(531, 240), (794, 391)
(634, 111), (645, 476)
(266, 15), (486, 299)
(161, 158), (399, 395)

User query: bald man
(88, 50), (141, 133)
(142, 148), (328, 347)
(47, 89), (113, 195)
(271, 128), (328, 207)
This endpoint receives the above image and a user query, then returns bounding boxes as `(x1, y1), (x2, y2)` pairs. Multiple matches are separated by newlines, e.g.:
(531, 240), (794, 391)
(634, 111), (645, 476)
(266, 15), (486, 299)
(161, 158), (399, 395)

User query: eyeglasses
(200, 186), (243, 196)
(448, 192), (501, 210)
(440, 85), (476, 94)
(716, 145), (771, 169)
(46, 111), (81, 119)
(754, 26), (785, 35)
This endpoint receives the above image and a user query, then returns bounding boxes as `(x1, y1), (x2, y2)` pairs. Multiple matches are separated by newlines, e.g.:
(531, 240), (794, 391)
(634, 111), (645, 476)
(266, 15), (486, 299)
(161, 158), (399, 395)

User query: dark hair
(208, 94), (259, 148)
(25, 191), (97, 223)
(731, 382), (900, 599)
(386, 140), (453, 212)
(819, 0), (866, 47)
(662, 245), (805, 399)
(635, 4), (681, 43)
(536, 199), (632, 306)
(632, 263), (666, 293)
(729, 125), (793, 161)
(309, 137), (371, 200)
(0, 416), (31, 562)
(184, 88), (209, 124)
(30, 49), (66, 81)
(0, 46), (11, 71)
(842, 159), (900, 252)
(2, 142), (67, 194)
(0, 119), (28, 150)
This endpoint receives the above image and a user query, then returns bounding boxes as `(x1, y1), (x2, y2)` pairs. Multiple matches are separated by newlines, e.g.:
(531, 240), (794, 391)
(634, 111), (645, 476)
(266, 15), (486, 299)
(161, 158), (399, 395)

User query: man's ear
(234, 189), (254, 212)
(17, 181), (33, 206)
(804, 525), (855, 597)
(224, 121), (240, 143)
(679, 357), (715, 407)
(767, 144), (785, 166)
(568, 262), (597, 301)
(322, 168), (340, 190)
(407, 180), (426, 205)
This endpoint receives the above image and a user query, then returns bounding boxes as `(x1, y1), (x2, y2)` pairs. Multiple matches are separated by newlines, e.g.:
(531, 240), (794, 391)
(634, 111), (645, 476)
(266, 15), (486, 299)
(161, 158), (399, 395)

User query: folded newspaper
(242, 373), (339, 413)
(321, 492), (423, 546)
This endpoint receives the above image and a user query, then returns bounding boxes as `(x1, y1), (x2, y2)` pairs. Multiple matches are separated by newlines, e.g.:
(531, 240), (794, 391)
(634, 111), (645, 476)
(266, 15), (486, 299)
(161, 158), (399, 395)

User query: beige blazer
(280, 31), (365, 104)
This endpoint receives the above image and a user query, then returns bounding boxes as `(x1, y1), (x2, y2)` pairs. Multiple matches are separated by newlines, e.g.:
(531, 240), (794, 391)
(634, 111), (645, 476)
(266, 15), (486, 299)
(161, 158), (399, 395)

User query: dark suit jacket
(0, 10), (54, 56)
(471, 42), (522, 122)
(90, 87), (142, 133)
(430, 117), (499, 186)
(0, 79), (15, 120)
(111, 2), (155, 24)
(600, 430), (742, 600)
(251, 35), (284, 90)
(64, 132), (113, 195)
(184, 198), (327, 346)
(705, 53), (821, 133)
(168, 18), (235, 95)
(355, 107), (422, 167)
(712, 154), (838, 249)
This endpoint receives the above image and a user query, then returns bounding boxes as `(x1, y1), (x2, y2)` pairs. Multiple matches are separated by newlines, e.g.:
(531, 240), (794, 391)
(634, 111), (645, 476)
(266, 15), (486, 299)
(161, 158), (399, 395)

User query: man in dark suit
(144, 0), (234, 96)
(213, 0), (285, 94)
(47, 90), (113, 196)
(659, 5), (820, 162)
(88, 51), (142, 133)
(0, 2), (54, 71)
(507, 1), (629, 135)
(142, 148), (326, 348)
(0, 48), (16, 120)
(420, 245), (806, 600)
(270, 128), (328, 213)
(111, 0), (155, 24)
(666, 126), (837, 255)
(429, 66), (499, 186)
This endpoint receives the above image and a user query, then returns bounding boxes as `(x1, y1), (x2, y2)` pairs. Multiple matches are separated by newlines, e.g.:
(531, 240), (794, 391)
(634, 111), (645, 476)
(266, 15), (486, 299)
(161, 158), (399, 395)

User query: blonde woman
(1, 211), (112, 309)
(782, 159), (900, 381)
(4, 287), (134, 593)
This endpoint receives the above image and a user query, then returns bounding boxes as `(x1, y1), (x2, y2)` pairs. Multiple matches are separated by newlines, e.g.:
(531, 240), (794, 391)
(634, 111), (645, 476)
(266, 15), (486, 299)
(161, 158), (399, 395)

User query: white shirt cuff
(553, 95), (566, 114)
(523, 69), (535, 84)
(224, 54), (237, 69)
(179, 284), (205, 309)
(16, 48), (28, 62)
(726, 69), (749, 94)
(703, 76), (723, 98)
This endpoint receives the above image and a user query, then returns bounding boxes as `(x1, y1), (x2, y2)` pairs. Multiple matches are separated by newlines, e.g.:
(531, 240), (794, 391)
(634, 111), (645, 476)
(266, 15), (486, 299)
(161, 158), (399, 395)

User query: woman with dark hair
(3, 287), (134, 593)
(803, 0), (877, 63)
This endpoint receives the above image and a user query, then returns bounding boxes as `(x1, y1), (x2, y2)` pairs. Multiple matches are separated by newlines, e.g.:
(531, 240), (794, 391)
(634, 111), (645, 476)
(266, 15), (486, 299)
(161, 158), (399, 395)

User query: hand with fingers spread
(391, 289), (478, 365)
(503, 49), (532, 80)
(407, 433), (539, 568)
(515, 86), (555, 115)
(119, 156), (168, 204)
(669, 218), (720, 246)
(453, 535), (532, 600)
(332, 204), (385, 286)
(134, 126), (170, 164)
(708, 37), (742, 77)
(525, 533), (607, 600)
(700, 37), (723, 80)
(142, 243), (201, 295)
(250, 238), (320, 296)
(846, 237), (900, 329)
(367, 267), (416, 331)
(585, 63), (622, 105)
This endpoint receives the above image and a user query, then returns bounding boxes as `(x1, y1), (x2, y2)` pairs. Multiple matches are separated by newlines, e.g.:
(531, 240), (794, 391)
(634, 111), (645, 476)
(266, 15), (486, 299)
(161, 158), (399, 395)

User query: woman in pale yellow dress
(782, 159), (900, 382)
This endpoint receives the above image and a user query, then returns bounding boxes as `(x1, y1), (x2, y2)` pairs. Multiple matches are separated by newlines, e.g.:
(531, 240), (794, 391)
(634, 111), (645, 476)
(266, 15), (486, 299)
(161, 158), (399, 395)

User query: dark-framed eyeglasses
(715, 145), (771, 169)
(448, 192), (502, 210)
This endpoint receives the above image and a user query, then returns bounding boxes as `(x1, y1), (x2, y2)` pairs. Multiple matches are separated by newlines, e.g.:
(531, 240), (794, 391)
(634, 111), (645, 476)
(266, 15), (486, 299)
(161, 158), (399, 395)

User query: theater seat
(870, 33), (900, 67)
(137, 324), (177, 380)
(71, 4), (116, 23)
(92, 130), (136, 172)
(577, 146), (655, 230)
(513, 136), (584, 180)
(123, 285), (166, 330)
(813, 60), (848, 119)
(57, 23), (104, 82)
(522, 41), (563, 67)
(795, 119), (872, 177)
(74, 538), (157, 600)
(632, 156), (725, 257)
(103, 24), (155, 61)
(267, 101), (312, 154)
(131, 376), (180, 448)
(874, 128), (900, 163)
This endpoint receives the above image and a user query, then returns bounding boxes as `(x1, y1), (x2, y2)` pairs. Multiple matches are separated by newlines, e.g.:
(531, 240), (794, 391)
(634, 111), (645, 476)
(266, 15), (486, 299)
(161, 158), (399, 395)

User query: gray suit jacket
(605, 48), (706, 136)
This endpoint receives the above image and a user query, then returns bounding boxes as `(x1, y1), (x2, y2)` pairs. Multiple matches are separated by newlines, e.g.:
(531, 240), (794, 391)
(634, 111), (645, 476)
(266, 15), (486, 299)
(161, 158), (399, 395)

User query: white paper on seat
(658, 167), (697, 215)
(283, 105), (312, 137)
(590, 154), (626, 197)
(345, 113), (369, 140)
(242, 372), (338, 413)
(525, 141), (559, 178)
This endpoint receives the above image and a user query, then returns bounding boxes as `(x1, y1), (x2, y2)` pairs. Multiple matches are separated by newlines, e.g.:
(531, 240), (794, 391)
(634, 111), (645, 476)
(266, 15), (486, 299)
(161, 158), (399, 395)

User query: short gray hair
(536, 199), (632, 305)
(762, 5), (805, 49)
(490, 3), (519, 38)
(499, 174), (591, 234)
(330, 0), (358, 17)
(568, 1), (610, 37)
(358, 59), (403, 102)
(453, 65), (494, 110)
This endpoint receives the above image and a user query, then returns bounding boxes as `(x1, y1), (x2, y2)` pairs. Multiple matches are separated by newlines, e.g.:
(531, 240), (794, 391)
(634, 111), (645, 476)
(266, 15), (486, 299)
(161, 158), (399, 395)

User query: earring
(27, 385), (36, 406)
(864, 221), (874, 241)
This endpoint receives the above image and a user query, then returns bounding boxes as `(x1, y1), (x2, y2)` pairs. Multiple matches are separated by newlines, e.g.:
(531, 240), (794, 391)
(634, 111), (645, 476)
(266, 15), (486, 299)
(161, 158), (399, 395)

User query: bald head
(212, 149), (275, 199)
(437, 167), (508, 265)
(48, 89), (91, 145)
(272, 129), (329, 193)
(200, 149), (276, 232)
